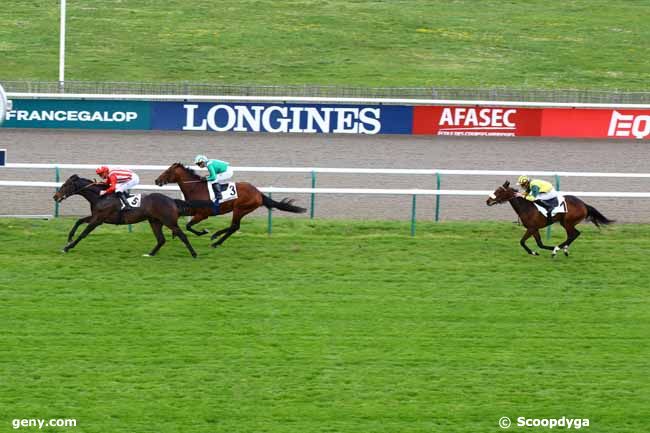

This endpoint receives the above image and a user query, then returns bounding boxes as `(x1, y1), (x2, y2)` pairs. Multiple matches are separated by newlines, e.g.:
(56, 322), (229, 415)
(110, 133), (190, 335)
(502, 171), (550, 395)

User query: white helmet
(194, 155), (208, 165)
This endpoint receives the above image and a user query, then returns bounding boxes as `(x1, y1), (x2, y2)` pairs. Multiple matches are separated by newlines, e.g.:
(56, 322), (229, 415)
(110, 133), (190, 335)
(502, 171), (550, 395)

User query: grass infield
(0, 217), (648, 433)
(1, 1), (650, 89)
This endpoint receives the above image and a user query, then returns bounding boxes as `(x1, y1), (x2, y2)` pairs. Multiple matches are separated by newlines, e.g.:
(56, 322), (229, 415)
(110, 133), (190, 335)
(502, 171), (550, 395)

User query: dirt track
(1, 129), (649, 222)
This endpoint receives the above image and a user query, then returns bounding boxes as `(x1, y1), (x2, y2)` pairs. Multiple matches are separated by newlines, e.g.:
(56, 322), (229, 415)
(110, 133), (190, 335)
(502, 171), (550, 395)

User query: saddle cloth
(534, 194), (566, 216)
(208, 182), (238, 203)
(120, 194), (142, 210)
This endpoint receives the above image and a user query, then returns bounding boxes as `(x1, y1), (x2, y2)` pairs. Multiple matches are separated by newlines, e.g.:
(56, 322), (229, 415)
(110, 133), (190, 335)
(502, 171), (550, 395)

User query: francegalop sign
(2, 99), (150, 130)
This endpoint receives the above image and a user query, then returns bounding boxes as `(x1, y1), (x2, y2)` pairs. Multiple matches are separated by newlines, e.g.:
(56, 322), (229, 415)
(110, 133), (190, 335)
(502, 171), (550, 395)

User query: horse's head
(155, 162), (196, 186)
(486, 180), (518, 206)
(53, 174), (94, 202)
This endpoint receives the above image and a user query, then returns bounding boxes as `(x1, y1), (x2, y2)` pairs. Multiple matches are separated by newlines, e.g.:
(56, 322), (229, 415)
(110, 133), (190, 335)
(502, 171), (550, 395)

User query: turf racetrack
(1, 217), (648, 433)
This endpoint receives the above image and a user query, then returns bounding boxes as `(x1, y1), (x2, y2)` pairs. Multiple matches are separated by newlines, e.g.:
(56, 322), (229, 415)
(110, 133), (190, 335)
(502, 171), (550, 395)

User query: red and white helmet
(96, 166), (109, 176)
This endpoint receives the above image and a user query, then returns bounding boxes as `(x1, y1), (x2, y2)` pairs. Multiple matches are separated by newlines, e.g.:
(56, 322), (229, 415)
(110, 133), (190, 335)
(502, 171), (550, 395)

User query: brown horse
(155, 163), (306, 248)
(486, 180), (613, 257)
(53, 175), (198, 257)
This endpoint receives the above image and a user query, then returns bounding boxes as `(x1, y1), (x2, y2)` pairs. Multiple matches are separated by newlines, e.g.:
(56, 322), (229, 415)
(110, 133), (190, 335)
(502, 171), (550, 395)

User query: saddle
(534, 195), (566, 216)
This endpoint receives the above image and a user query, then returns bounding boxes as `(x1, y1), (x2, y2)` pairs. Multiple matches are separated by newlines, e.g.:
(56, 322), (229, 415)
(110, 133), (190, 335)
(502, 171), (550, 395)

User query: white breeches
(208, 167), (234, 185)
(115, 174), (140, 193)
(536, 190), (558, 201)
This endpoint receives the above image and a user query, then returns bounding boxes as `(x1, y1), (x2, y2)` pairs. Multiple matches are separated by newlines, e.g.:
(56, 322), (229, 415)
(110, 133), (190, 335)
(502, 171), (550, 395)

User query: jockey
(194, 155), (233, 202)
(96, 166), (140, 210)
(517, 175), (558, 224)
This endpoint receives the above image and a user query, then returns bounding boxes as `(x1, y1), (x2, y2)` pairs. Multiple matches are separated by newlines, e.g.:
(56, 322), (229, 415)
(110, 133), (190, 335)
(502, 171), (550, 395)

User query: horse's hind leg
(211, 220), (240, 248)
(210, 226), (231, 241)
(67, 216), (92, 242)
(168, 224), (197, 258)
(211, 206), (256, 248)
(145, 219), (166, 257)
(556, 224), (581, 257)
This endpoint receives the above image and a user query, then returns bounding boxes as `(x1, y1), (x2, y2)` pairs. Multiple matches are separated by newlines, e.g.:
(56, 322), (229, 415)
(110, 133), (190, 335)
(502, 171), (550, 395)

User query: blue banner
(151, 102), (413, 135)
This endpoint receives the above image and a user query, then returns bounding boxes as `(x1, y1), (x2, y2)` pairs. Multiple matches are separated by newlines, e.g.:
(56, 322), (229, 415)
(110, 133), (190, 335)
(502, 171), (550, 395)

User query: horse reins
(60, 181), (104, 200)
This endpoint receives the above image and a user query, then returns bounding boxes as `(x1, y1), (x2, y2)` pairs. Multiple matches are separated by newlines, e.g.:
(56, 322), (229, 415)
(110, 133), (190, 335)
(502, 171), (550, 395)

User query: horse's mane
(71, 175), (108, 192)
(175, 162), (202, 179)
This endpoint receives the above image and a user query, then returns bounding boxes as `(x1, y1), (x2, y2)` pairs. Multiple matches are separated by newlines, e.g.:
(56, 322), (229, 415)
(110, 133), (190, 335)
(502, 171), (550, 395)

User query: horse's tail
(262, 195), (307, 214)
(174, 199), (214, 216)
(585, 203), (614, 227)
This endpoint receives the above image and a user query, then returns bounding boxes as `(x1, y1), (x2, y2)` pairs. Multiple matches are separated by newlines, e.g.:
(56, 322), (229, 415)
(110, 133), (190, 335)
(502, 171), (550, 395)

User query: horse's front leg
(62, 221), (102, 253)
(532, 230), (555, 251)
(520, 228), (540, 256)
(67, 215), (92, 242)
(186, 213), (209, 236)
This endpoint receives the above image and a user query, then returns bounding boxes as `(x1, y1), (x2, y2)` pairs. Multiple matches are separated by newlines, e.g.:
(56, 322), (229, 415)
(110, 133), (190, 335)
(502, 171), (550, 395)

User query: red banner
(542, 108), (650, 139)
(412, 106), (542, 137)
(412, 106), (650, 139)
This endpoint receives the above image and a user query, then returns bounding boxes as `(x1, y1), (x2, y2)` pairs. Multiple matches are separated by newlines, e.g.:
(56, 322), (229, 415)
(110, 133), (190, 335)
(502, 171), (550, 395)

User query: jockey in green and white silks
(517, 175), (559, 224)
(194, 155), (234, 202)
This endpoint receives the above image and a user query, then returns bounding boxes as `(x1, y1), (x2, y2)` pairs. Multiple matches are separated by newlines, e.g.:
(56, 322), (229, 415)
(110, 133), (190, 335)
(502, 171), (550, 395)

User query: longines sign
(151, 102), (413, 134)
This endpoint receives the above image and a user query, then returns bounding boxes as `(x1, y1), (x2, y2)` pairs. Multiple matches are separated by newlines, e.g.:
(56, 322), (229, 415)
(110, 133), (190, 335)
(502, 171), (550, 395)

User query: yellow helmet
(517, 175), (530, 185)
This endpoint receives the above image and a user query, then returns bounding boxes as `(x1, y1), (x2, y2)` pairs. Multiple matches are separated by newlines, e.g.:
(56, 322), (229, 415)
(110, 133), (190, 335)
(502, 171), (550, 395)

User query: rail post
(546, 174), (561, 240)
(411, 194), (417, 236)
(54, 166), (60, 217)
(310, 170), (316, 219)
(267, 192), (273, 235)
(434, 172), (441, 222)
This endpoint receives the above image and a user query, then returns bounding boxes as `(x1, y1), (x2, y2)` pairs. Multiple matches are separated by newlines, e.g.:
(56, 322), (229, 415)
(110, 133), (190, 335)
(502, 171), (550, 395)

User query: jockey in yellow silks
(517, 175), (559, 224)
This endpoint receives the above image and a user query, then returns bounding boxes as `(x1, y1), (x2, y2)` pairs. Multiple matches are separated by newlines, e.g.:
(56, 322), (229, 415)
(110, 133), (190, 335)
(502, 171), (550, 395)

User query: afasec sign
(437, 107), (516, 136)
(412, 106), (542, 136)
(152, 102), (413, 135)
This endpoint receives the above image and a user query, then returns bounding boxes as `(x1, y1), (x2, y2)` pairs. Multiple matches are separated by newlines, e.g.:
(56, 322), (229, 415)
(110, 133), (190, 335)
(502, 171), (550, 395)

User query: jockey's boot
(535, 200), (553, 225)
(212, 183), (222, 203)
(117, 192), (132, 210)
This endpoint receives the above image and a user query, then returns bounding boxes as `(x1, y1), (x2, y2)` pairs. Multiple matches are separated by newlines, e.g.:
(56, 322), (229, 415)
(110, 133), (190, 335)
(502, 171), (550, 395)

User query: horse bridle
(490, 185), (517, 203)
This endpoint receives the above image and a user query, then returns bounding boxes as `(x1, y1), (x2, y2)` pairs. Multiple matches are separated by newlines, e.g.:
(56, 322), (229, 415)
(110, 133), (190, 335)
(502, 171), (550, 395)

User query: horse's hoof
(191, 253), (198, 258)
(143, 254), (152, 257)
(61, 248), (68, 253)
(199, 229), (209, 236)
(211, 243), (219, 249)
(531, 251), (539, 256)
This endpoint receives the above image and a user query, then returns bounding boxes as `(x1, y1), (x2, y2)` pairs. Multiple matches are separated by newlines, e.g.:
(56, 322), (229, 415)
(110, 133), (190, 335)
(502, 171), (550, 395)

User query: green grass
(1, 1), (650, 89)
(1, 217), (648, 433)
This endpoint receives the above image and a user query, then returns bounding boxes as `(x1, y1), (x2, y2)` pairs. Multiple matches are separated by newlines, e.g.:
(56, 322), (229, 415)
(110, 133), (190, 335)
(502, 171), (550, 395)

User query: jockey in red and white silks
(96, 166), (140, 209)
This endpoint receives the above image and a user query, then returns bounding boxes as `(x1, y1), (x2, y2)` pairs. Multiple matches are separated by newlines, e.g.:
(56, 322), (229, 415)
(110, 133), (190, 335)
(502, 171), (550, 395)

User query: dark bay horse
(486, 180), (613, 257)
(155, 163), (306, 248)
(53, 175), (198, 257)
